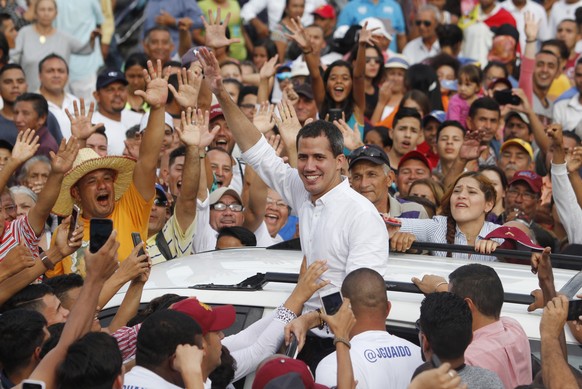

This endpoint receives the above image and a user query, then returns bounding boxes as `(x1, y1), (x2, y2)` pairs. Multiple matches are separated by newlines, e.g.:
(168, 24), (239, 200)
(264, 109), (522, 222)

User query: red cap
(253, 357), (329, 389)
(485, 225), (543, 251)
(171, 297), (235, 335)
(312, 4), (336, 19)
(509, 170), (542, 193)
(209, 104), (225, 121)
(398, 150), (431, 171)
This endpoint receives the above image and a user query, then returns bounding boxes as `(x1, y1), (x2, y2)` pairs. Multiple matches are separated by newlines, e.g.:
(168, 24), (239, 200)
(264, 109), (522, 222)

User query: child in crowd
(446, 64), (482, 127)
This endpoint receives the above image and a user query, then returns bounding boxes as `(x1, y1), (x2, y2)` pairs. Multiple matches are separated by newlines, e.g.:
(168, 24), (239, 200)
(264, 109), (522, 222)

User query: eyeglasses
(506, 188), (537, 201)
(154, 198), (169, 207)
(348, 145), (389, 164)
(211, 202), (244, 212)
(365, 56), (382, 64)
(415, 20), (432, 27)
(266, 197), (287, 208)
(276, 72), (292, 81)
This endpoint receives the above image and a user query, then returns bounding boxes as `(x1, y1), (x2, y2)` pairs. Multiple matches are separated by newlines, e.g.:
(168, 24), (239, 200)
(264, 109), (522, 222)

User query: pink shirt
(465, 316), (532, 389)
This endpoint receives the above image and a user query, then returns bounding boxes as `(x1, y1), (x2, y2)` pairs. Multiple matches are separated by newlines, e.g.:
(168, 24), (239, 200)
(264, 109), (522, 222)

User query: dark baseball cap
(181, 46), (206, 67)
(96, 68), (128, 90)
(295, 83), (314, 100)
(348, 144), (390, 169)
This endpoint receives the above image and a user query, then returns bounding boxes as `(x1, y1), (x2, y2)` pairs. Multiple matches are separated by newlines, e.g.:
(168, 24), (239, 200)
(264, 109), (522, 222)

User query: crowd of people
(0, 0), (581, 387)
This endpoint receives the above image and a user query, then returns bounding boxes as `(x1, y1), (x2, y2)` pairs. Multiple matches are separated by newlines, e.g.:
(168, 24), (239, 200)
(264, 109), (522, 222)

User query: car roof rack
(191, 272), (540, 305)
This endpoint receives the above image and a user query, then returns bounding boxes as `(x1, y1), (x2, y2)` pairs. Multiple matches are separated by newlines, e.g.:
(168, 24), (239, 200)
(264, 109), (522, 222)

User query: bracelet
(526, 39), (537, 43)
(333, 336), (351, 349)
(40, 254), (54, 271)
(433, 281), (448, 293)
(315, 308), (324, 330)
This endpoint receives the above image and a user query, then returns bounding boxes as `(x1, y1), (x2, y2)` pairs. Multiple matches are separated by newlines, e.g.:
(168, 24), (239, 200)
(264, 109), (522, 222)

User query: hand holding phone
(131, 232), (147, 258)
(89, 218), (113, 253)
(68, 205), (80, 241)
(22, 380), (46, 389)
(328, 108), (343, 122)
(285, 334), (299, 358)
(567, 299), (582, 321)
(493, 90), (521, 106)
(319, 287), (343, 316)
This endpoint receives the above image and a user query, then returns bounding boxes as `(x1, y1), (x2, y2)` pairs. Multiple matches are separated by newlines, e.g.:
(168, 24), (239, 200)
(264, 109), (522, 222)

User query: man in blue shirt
(337, 0), (407, 52)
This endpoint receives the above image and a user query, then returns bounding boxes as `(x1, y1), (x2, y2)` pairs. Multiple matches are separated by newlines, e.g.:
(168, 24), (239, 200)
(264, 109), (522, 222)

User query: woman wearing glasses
(388, 171), (503, 260)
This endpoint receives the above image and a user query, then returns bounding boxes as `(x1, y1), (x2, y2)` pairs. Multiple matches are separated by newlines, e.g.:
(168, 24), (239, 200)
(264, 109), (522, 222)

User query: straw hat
(52, 148), (136, 216)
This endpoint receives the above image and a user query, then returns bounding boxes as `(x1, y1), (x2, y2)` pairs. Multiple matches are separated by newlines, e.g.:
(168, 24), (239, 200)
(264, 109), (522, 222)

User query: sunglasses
(365, 56), (382, 64)
(277, 72), (292, 81)
(415, 20), (432, 27)
(348, 145), (388, 162)
(211, 202), (244, 212)
(154, 198), (169, 207)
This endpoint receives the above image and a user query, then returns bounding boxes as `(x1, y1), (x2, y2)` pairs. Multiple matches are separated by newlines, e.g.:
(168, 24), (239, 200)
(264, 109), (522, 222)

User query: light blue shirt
(337, 0), (405, 52)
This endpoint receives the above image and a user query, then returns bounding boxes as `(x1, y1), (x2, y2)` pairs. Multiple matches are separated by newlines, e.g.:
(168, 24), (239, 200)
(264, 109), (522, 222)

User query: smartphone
(431, 353), (442, 368)
(89, 218), (113, 253)
(567, 300), (582, 321)
(22, 380), (46, 389)
(131, 232), (146, 257)
(328, 108), (343, 122)
(493, 90), (521, 106)
(285, 333), (299, 358)
(68, 205), (80, 241)
(319, 287), (343, 316)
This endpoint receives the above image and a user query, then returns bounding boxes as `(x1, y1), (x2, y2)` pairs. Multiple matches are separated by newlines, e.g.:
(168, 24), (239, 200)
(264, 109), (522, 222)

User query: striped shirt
(112, 323), (141, 362)
(146, 213), (197, 265)
(400, 215), (502, 261)
(0, 216), (41, 260)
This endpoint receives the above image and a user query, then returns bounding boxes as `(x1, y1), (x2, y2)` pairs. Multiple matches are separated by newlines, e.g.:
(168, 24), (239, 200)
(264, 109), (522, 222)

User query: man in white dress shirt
(403, 5), (441, 64)
(197, 46), (389, 369)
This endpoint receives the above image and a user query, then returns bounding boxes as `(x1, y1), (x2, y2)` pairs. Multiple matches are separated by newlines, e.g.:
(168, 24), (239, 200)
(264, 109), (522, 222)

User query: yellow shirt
(47, 182), (153, 277)
(548, 74), (572, 101)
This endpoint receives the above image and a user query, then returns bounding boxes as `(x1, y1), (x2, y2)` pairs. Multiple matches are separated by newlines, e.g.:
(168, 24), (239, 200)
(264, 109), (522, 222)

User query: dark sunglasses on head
(154, 198), (168, 207)
(365, 56), (382, 64)
(415, 20), (432, 27)
(349, 145), (387, 161)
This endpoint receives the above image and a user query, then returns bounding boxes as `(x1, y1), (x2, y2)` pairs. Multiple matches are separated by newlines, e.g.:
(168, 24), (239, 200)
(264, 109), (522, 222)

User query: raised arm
(257, 55), (278, 103)
(442, 129), (486, 189)
(133, 59), (169, 201)
(66, 99), (104, 149)
(274, 99), (301, 168)
(174, 108), (219, 232)
(241, 165), (267, 232)
(168, 67), (202, 110)
(519, 12), (539, 105)
(0, 129), (39, 192)
(197, 47), (262, 152)
(29, 137), (79, 236)
(352, 22), (379, 123)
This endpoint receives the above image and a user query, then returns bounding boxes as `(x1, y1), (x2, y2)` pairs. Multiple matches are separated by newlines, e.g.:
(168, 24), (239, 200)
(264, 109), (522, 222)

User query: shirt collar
(314, 177), (350, 206)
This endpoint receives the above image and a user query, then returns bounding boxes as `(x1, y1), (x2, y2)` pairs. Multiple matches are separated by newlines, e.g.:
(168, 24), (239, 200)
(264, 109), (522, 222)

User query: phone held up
(131, 232), (147, 257)
(89, 218), (113, 253)
(319, 287), (343, 316)
(67, 204), (80, 241)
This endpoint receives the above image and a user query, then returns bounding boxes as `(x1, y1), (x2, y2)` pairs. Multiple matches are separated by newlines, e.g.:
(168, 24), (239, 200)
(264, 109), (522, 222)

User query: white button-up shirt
(402, 37), (440, 65)
(553, 93), (582, 135)
(243, 136), (389, 317)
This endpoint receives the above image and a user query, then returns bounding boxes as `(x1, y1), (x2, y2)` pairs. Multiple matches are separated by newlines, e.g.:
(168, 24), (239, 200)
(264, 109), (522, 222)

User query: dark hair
(365, 126), (391, 147)
(15, 92), (49, 119)
(341, 268), (387, 313)
(167, 73), (179, 104)
(94, 126), (107, 139)
(428, 53), (460, 77)
(0, 31), (8, 65)
(449, 263), (504, 318)
(440, 172), (496, 257)
(221, 60), (242, 73)
(468, 97), (500, 119)
(39, 53), (69, 74)
(2, 283), (54, 312)
(169, 146), (186, 168)
(436, 120), (466, 140)
(0, 13), (11, 25)
(127, 294), (188, 327)
(57, 332), (122, 389)
(144, 26), (171, 41)
(43, 274), (84, 306)
(126, 124), (141, 140)
(296, 120), (344, 157)
(536, 49), (561, 65)
(136, 310), (203, 369)
(217, 226), (257, 247)
(405, 64), (444, 111)
(40, 322), (65, 358)
(393, 107), (422, 128)
(458, 64), (482, 85)
(163, 60), (183, 69)
(478, 165), (509, 191)
(253, 39), (278, 60)
(238, 86), (258, 105)
(0, 309), (47, 373)
(419, 292), (472, 360)
(564, 130), (582, 145)
(125, 52), (148, 71)
(483, 61), (509, 79)
(436, 24), (463, 48)
(349, 44), (385, 86)
(541, 39), (570, 60)
(408, 177), (445, 209)
(209, 346), (237, 389)
(0, 62), (24, 78)
(223, 78), (243, 91)
(398, 90), (431, 117)
(321, 60), (355, 121)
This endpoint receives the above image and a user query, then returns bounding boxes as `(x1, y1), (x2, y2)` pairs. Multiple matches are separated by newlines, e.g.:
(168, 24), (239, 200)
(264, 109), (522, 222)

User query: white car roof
(105, 247), (582, 344)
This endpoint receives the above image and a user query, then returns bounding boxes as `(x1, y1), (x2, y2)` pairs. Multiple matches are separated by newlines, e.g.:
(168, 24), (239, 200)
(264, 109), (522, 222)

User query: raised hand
(66, 99), (104, 141)
(175, 107), (219, 148)
(283, 84), (299, 104)
(177, 17), (194, 32)
(378, 80), (393, 104)
(524, 11), (540, 42)
(84, 230), (120, 283)
(540, 295), (569, 337)
(197, 47), (223, 95)
(274, 99), (301, 145)
(0, 244), (35, 277)
(321, 298), (356, 339)
(567, 146), (582, 173)
(155, 10), (176, 27)
(201, 9), (241, 49)
(267, 134), (286, 158)
(50, 137), (80, 174)
(506, 88), (533, 115)
(294, 259), (330, 303)
(359, 21), (380, 46)
(459, 128), (486, 161)
(253, 102), (276, 134)
(11, 129), (39, 165)
(54, 215), (84, 258)
(334, 118), (364, 151)
(134, 59), (169, 109)
(168, 67), (202, 109)
(116, 242), (150, 284)
(259, 55), (279, 80)
(284, 18), (311, 52)
(545, 123), (564, 148)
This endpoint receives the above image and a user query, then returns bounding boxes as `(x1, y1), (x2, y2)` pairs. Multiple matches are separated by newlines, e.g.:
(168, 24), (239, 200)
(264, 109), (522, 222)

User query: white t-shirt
(123, 366), (182, 389)
(92, 109), (143, 155)
(315, 331), (423, 389)
(45, 92), (79, 139)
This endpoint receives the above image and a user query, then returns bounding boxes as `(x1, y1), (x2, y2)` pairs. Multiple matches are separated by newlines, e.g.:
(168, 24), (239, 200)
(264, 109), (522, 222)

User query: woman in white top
(389, 171), (501, 260)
